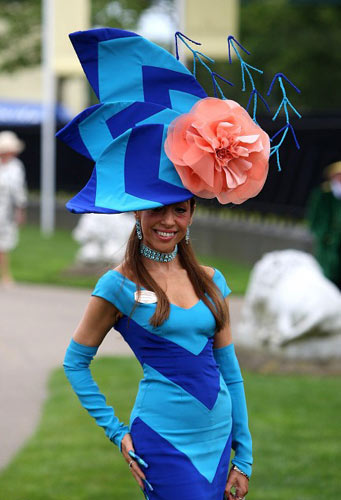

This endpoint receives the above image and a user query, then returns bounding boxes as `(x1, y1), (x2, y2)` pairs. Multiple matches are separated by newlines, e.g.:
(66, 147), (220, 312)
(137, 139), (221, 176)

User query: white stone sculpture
(72, 213), (135, 265)
(237, 250), (341, 358)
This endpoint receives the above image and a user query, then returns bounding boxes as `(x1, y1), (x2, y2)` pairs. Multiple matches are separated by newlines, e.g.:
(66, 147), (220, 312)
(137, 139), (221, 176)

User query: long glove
(63, 338), (129, 450)
(213, 344), (253, 478)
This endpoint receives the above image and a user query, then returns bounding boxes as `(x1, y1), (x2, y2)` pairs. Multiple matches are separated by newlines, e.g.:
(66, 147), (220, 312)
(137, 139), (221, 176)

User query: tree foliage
(239, 0), (341, 111)
(0, 0), (41, 72)
(0, 0), (154, 72)
(92, 0), (153, 28)
(1, 0), (340, 111)
(184, 0), (341, 112)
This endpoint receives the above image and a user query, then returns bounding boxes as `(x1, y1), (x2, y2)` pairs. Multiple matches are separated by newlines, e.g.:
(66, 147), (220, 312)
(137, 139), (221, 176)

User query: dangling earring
(135, 219), (143, 240)
(185, 226), (190, 245)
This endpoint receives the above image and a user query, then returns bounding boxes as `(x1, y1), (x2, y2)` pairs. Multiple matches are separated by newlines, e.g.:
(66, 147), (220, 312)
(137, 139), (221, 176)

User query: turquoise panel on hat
(169, 88), (203, 115)
(137, 108), (180, 128)
(78, 102), (180, 162)
(97, 35), (206, 113)
(94, 130), (161, 212)
(158, 126), (185, 189)
(78, 103), (130, 161)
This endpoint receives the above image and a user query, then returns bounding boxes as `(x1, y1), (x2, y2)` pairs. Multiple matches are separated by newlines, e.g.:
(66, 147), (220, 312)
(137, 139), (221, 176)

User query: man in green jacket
(307, 161), (341, 290)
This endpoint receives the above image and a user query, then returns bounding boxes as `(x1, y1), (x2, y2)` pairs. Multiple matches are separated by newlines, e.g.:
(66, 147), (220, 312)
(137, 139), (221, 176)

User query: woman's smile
(154, 229), (177, 242)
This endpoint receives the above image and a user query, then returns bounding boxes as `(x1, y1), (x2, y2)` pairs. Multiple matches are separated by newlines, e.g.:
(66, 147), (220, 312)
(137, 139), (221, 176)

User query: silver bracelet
(230, 464), (250, 480)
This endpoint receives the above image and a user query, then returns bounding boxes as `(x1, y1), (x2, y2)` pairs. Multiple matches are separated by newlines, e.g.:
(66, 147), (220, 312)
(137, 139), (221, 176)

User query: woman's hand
(225, 468), (249, 499)
(121, 433), (148, 491)
(15, 207), (26, 226)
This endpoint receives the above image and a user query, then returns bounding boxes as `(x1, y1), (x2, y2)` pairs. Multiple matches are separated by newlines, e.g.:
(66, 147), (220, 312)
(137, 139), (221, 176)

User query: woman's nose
(161, 208), (175, 226)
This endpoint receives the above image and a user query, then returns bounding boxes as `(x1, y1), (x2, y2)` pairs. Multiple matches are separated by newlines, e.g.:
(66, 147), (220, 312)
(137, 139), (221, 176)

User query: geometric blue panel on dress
(115, 315), (221, 410)
(131, 417), (232, 498)
(129, 364), (232, 483)
(90, 265), (235, 493)
(91, 268), (226, 351)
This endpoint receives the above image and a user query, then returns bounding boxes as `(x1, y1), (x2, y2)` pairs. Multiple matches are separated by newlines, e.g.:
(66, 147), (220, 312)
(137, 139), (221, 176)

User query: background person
(0, 131), (27, 285)
(306, 160), (341, 290)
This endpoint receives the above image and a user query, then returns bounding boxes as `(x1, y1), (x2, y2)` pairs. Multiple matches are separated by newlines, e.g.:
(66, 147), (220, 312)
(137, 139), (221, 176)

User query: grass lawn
(11, 225), (251, 294)
(0, 357), (339, 500)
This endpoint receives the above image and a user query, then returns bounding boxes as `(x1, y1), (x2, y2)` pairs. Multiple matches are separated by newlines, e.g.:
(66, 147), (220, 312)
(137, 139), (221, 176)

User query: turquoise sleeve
(213, 344), (253, 477)
(63, 339), (129, 450)
(213, 268), (231, 298)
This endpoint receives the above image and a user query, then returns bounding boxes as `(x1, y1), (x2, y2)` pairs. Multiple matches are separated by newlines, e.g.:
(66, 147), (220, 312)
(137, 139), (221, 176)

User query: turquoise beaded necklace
(139, 243), (178, 263)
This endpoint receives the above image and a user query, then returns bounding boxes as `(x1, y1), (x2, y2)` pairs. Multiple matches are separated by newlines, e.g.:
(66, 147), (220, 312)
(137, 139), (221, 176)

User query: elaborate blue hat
(57, 28), (208, 214)
(58, 28), (301, 213)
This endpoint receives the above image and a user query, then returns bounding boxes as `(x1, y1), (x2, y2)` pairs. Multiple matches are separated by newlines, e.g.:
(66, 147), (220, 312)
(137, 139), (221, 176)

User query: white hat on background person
(0, 131), (25, 154)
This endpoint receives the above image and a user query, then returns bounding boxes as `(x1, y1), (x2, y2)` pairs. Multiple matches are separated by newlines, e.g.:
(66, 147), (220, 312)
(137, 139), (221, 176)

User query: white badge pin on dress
(134, 290), (158, 304)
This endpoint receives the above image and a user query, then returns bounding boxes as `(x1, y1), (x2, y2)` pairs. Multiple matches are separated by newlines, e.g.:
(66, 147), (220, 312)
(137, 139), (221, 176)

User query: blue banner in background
(0, 100), (71, 126)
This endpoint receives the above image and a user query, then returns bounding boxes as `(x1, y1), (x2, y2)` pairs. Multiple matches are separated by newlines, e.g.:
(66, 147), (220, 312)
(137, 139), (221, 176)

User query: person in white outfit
(0, 131), (27, 284)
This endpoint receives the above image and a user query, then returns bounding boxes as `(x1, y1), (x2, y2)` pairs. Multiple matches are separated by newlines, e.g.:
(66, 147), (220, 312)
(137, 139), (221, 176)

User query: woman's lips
(154, 230), (176, 241)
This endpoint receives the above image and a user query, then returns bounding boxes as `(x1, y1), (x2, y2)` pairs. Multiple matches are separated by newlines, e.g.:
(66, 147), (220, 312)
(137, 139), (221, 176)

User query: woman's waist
(131, 374), (232, 431)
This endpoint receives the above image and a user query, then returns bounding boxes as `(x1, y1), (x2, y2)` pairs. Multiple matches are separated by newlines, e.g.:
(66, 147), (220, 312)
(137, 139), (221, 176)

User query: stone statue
(72, 213), (135, 266)
(237, 250), (341, 358)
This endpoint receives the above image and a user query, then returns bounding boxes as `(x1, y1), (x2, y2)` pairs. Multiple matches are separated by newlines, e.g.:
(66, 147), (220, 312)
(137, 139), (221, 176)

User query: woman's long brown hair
(122, 200), (228, 331)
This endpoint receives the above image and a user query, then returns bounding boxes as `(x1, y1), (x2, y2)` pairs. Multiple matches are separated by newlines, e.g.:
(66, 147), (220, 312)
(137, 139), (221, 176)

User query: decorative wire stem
(227, 36), (269, 122)
(267, 73), (301, 171)
(175, 31), (233, 98)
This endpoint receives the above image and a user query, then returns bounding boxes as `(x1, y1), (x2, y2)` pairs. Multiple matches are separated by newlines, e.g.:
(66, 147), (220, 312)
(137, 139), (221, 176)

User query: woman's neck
(141, 254), (182, 274)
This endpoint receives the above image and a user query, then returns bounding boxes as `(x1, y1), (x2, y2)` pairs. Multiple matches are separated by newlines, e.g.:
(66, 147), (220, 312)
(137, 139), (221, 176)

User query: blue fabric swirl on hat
(57, 28), (207, 213)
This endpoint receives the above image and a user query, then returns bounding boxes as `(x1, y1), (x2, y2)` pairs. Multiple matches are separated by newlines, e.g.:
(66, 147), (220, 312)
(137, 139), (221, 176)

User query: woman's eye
(175, 207), (186, 214)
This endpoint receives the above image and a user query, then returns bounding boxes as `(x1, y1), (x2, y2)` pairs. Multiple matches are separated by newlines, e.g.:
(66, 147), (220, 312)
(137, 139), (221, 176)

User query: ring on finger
(128, 459), (134, 468)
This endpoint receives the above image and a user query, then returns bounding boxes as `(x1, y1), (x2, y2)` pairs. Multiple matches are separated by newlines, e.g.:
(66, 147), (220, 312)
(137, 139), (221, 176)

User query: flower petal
(182, 143), (207, 166)
(190, 154), (216, 187)
(237, 134), (259, 144)
(165, 97), (270, 205)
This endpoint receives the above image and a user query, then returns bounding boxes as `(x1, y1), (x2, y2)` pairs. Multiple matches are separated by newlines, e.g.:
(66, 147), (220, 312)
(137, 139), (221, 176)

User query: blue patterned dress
(92, 268), (232, 500)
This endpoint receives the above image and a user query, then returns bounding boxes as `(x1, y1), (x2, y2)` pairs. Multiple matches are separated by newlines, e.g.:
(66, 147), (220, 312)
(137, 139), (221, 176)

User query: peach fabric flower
(164, 97), (270, 204)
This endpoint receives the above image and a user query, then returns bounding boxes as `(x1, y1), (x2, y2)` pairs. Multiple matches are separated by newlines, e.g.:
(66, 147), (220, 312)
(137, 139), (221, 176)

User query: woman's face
(331, 173), (341, 184)
(137, 200), (194, 252)
(0, 152), (16, 164)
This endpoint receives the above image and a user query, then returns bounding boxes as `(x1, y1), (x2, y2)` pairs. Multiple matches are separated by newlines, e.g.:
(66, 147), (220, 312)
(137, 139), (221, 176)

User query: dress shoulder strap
(212, 268), (231, 298)
(91, 270), (136, 315)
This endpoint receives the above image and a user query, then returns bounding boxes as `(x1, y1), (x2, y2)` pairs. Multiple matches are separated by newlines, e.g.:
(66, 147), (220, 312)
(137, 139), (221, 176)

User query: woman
(61, 28), (270, 500)
(0, 131), (27, 285)
(306, 160), (341, 289)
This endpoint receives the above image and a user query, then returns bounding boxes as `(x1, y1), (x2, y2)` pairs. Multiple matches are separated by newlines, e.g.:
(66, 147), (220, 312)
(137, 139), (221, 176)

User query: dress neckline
(110, 269), (217, 311)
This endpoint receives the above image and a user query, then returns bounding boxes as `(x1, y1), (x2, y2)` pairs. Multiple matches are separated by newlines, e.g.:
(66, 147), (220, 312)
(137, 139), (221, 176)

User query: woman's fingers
(120, 434), (152, 491)
(129, 460), (146, 489)
(128, 450), (149, 468)
(225, 469), (249, 499)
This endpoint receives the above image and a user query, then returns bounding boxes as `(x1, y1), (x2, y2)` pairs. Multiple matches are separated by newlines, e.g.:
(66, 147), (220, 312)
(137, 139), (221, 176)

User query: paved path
(0, 283), (243, 470)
